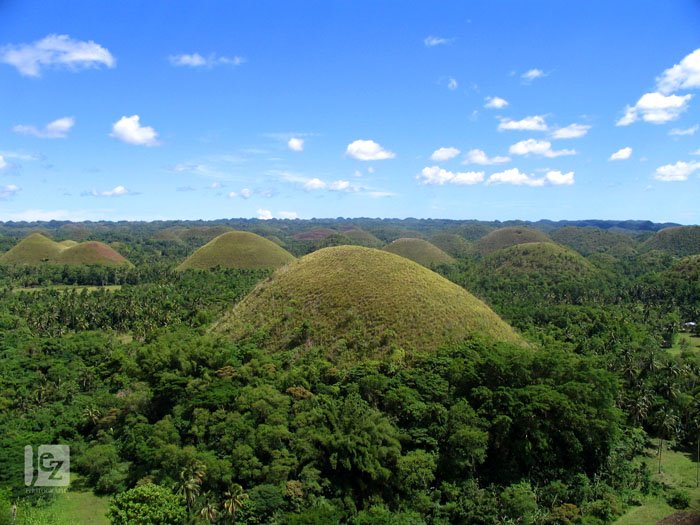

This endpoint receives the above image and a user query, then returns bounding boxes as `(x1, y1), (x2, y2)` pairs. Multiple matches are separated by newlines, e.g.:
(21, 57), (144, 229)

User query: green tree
(108, 483), (187, 525)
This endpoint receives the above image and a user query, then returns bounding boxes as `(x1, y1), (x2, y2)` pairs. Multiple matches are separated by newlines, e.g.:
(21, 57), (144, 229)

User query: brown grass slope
(642, 226), (700, 257)
(55, 242), (133, 267)
(482, 242), (596, 277)
(177, 231), (295, 270)
(57, 240), (80, 248)
(383, 238), (456, 267)
(476, 227), (552, 256)
(0, 233), (64, 264)
(215, 246), (524, 362)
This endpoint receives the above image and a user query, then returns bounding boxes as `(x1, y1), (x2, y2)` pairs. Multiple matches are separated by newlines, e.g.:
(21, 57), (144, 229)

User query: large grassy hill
(177, 231), (295, 270)
(551, 226), (639, 258)
(642, 226), (700, 257)
(55, 241), (133, 267)
(429, 232), (473, 258)
(383, 237), (456, 267)
(215, 246), (524, 363)
(482, 242), (596, 277)
(476, 227), (552, 255)
(0, 233), (65, 264)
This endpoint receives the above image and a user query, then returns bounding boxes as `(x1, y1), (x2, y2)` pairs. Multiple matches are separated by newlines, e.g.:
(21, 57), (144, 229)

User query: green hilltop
(475, 226), (552, 256)
(383, 237), (456, 267)
(55, 241), (133, 267)
(215, 245), (524, 363)
(429, 232), (473, 258)
(177, 230), (295, 270)
(642, 226), (700, 257)
(551, 226), (639, 258)
(0, 233), (65, 264)
(482, 242), (596, 277)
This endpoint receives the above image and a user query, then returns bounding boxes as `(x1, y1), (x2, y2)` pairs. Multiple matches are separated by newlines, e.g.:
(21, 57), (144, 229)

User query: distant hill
(341, 229), (384, 248)
(57, 240), (80, 248)
(476, 227), (552, 256)
(551, 227), (638, 258)
(482, 242), (596, 278)
(642, 226), (700, 257)
(293, 228), (337, 241)
(0, 233), (65, 264)
(383, 238), (456, 267)
(55, 241), (133, 267)
(177, 231), (295, 270)
(429, 233), (473, 258)
(215, 246), (524, 363)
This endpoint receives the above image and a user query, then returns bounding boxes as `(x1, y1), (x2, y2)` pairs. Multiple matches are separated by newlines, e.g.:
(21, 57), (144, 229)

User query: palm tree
(223, 483), (248, 522)
(177, 462), (206, 511)
(198, 496), (219, 524)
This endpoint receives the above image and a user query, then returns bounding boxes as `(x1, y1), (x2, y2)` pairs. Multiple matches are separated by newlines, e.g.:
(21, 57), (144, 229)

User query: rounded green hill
(0, 233), (64, 265)
(551, 227), (638, 258)
(215, 246), (523, 362)
(341, 229), (383, 247)
(642, 226), (700, 257)
(383, 238), (456, 267)
(177, 231), (295, 270)
(56, 242), (132, 267)
(57, 240), (80, 248)
(293, 228), (337, 241)
(476, 227), (552, 256)
(429, 232), (473, 258)
(482, 242), (595, 277)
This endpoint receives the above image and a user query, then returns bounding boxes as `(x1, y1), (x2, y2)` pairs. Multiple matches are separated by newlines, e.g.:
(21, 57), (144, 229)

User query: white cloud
(417, 166), (484, 186)
(278, 211), (298, 220)
(617, 92), (692, 126)
(463, 148), (510, 165)
(0, 184), (20, 199)
(669, 125), (698, 136)
(329, 180), (351, 191)
(0, 156), (7, 170)
(447, 78), (458, 90)
(13, 116), (75, 139)
(545, 170), (575, 185)
(522, 69), (545, 82)
(227, 191), (238, 198)
(431, 147), (460, 162)
(367, 191), (395, 198)
(210, 181), (223, 189)
(551, 123), (590, 139)
(498, 115), (548, 131)
(257, 209), (273, 220)
(304, 178), (327, 190)
(288, 137), (304, 151)
(111, 115), (159, 146)
(484, 96), (509, 109)
(609, 147), (633, 161)
(509, 139), (575, 158)
(240, 188), (253, 199)
(367, 166), (375, 174)
(346, 139), (395, 161)
(169, 53), (244, 68)
(654, 160), (700, 181)
(487, 168), (545, 187)
(0, 34), (115, 77)
(91, 185), (130, 197)
(657, 48), (700, 94)
(424, 36), (452, 47)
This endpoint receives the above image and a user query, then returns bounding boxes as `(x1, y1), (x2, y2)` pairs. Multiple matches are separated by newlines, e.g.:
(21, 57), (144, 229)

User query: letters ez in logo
(24, 445), (70, 487)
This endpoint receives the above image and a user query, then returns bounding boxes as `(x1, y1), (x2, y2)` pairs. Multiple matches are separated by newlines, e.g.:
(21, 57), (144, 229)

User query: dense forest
(1, 218), (699, 524)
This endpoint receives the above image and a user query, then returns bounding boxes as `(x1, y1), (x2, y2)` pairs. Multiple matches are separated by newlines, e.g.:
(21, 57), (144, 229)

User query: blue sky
(1, 1), (700, 223)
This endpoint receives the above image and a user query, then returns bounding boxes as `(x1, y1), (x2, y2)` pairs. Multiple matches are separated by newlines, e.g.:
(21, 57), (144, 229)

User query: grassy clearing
(7, 484), (110, 525)
(12, 285), (122, 294)
(615, 447), (700, 525)
(668, 333), (700, 357)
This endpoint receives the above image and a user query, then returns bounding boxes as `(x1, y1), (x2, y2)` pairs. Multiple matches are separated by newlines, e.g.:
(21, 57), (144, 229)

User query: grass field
(668, 333), (700, 357)
(615, 447), (700, 525)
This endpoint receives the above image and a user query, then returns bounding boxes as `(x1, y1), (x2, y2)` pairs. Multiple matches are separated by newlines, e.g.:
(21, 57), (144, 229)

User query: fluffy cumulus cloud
(0, 184), (20, 199)
(654, 160), (700, 182)
(545, 170), (575, 185)
(669, 125), (698, 136)
(424, 36), (452, 47)
(498, 115), (548, 131)
(169, 53), (244, 67)
(522, 69), (545, 82)
(111, 115), (159, 146)
(657, 48), (700, 94)
(551, 123), (591, 139)
(304, 178), (327, 190)
(484, 96), (509, 109)
(463, 148), (510, 165)
(346, 139), (395, 161)
(13, 117), (75, 139)
(430, 147), (460, 162)
(288, 137), (304, 151)
(617, 92), (692, 125)
(329, 180), (351, 191)
(509, 139), (575, 158)
(487, 168), (544, 186)
(257, 209), (273, 220)
(609, 147), (633, 161)
(91, 185), (130, 197)
(447, 78), (458, 90)
(417, 166), (484, 186)
(0, 34), (115, 77)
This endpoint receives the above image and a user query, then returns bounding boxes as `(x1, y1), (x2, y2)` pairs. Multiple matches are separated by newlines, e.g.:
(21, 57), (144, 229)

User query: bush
(108, 484), (187, 525)
(666, 488), (690, 509)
